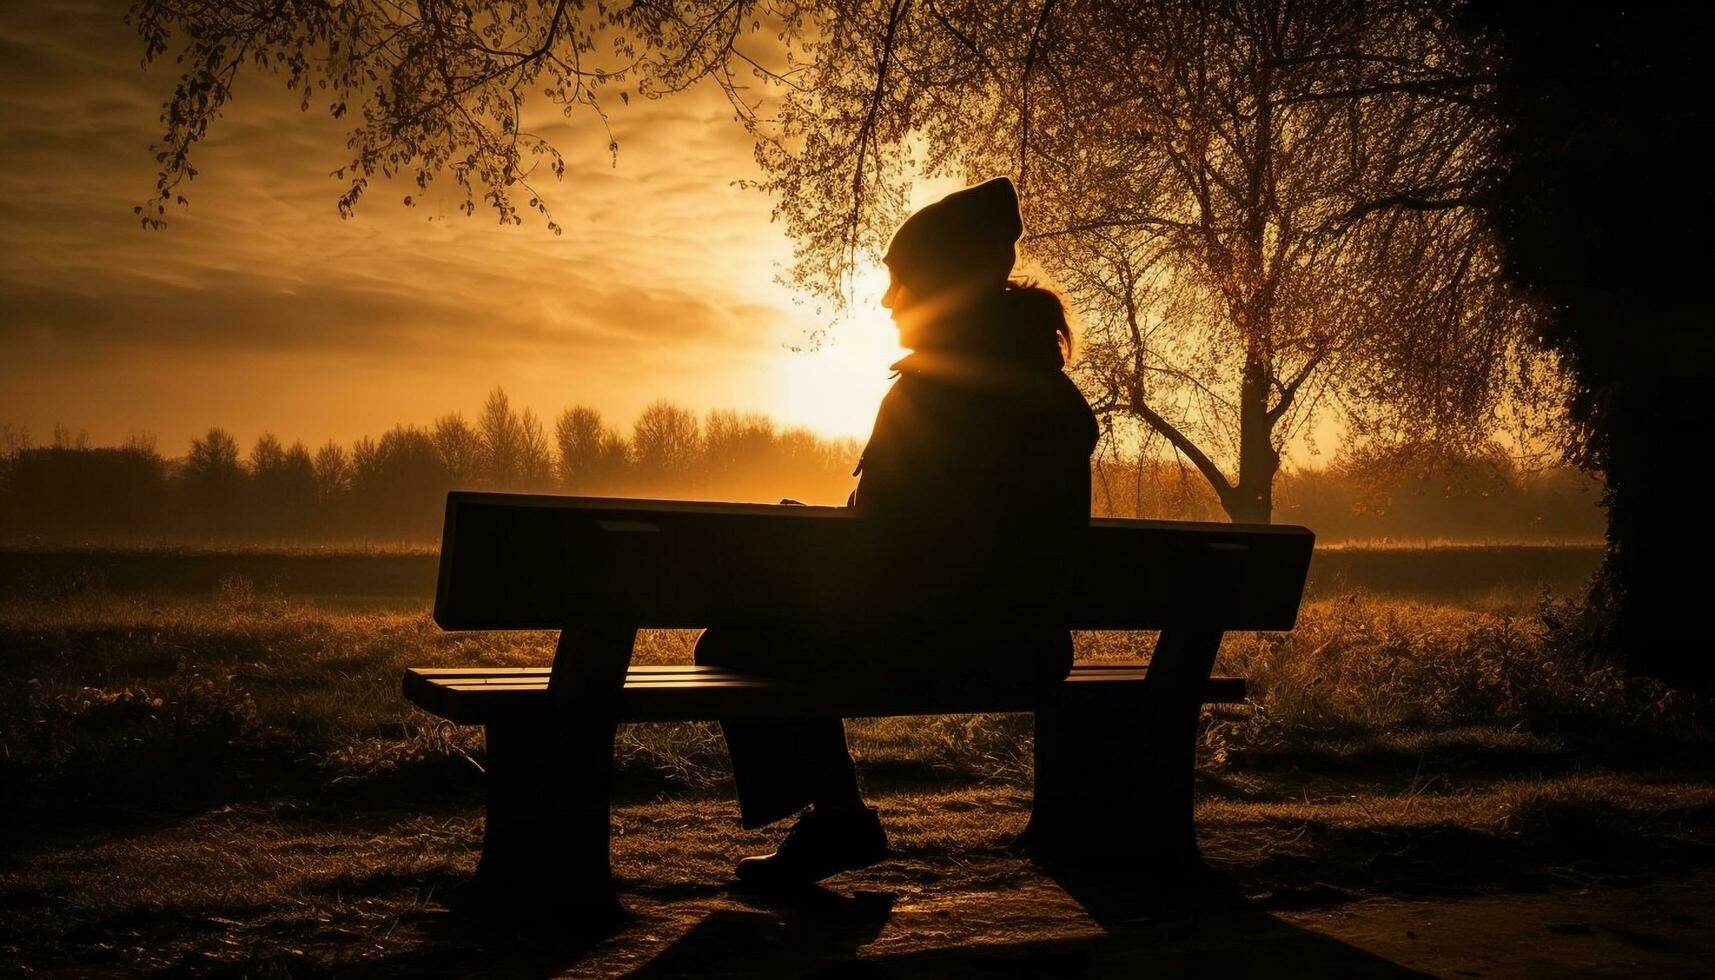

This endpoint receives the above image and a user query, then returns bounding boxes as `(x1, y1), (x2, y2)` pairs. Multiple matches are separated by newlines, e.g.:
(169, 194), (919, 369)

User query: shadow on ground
(615, 867), (1431, 979)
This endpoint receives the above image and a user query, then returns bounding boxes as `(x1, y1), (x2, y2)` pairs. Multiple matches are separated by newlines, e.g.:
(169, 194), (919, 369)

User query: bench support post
(1022, 627), (1225, 870)
(474, 621), (635, 929)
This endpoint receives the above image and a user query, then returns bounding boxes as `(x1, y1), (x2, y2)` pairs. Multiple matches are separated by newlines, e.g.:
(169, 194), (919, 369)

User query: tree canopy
(1465, 0), (1715, 686)
(129, 0), (796, 231)
(130, 0), (1557, 522)
(746, 0), (1551, 521)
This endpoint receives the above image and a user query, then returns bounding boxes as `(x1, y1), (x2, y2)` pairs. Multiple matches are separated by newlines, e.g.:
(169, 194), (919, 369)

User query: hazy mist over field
(1, 394), (1601, 548)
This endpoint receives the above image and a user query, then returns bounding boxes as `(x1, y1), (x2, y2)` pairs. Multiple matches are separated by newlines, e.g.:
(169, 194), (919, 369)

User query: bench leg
(474, 711), (624, 927)
(1021, 628), (1225, 870)
(471, 621), (635, 930)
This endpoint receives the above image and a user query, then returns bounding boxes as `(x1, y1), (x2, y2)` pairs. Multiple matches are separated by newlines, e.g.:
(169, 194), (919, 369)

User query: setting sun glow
(776, 266), (908, 439)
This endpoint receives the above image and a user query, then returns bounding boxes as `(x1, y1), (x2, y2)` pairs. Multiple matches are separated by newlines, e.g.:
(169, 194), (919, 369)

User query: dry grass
(3, 588), (1713, 974)
(3, 589), (1706, 827)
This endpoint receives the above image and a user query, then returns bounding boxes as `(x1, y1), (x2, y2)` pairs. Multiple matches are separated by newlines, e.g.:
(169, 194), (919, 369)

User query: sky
(0, 0), (917, 456)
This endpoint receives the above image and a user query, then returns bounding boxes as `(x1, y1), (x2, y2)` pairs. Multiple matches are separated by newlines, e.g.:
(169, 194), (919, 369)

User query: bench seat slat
(403, 663), (1246, 725)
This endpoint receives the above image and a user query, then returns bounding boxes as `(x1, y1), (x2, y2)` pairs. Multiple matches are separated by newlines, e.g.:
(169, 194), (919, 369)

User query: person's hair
(992, 278), (1073, 369)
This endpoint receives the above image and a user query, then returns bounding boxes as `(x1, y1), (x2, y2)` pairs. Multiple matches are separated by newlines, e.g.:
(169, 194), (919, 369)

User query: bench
(404, 492), (1314, 923)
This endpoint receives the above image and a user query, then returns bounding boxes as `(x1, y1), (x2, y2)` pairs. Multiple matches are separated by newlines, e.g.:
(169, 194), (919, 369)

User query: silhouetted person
(696, 176), (1099, 886)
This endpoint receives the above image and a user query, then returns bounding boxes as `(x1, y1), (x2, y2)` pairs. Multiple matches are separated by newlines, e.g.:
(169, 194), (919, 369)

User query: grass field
(3, 558), (1712, 976)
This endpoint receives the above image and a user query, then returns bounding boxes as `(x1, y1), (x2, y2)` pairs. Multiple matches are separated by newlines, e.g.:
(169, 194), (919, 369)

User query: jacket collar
(890, 350), (1064, 390)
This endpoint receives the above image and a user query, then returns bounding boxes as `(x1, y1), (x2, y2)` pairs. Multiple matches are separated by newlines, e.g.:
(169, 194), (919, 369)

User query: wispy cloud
(0, 0), (869, 453)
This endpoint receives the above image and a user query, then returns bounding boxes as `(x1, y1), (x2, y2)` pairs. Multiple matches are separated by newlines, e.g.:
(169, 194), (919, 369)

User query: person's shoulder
(1046, 371), (1099, 448)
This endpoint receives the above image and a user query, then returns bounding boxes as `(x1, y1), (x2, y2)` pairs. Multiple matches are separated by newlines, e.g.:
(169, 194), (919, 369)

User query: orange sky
(1, 0), (920, 456)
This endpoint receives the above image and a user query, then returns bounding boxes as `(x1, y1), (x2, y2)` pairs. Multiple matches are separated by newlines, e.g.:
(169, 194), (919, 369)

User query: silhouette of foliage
(431, 414), (484, 488)
(126, 1), (1560, 527)
(126, 0), (803, 230)
(182, 427), (244, 533)
(555, 405), (627, 492)
(1463, 0), (1715, 686)
(248, 435), (318, 534)
(631, 400), (703, 490)
(744, 0), (1554, 523)
(1, 391), (1599, 546)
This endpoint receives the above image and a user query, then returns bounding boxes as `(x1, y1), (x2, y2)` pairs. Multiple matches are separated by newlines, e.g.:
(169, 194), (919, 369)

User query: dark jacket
(849, 351), (1098, 529)
(699, 334), (1097, 691)
(844, 348), (1098, 681)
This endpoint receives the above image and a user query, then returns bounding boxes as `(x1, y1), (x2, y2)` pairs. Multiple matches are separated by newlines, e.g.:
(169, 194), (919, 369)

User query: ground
(7, 770), (1714, 976)
(3, 559), (1713, 976)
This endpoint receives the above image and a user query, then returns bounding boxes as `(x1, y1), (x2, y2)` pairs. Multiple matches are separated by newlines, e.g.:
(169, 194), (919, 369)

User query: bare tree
(516, 407), (555, 489)
(183, 426), (244, 531)
(0, 423), (30, 458)
(249, 432), (284, 472)
(556, 405), (627, 491)
(312, 440), (352, 516)
(477, 387), (523, 489)
(748, 0), (1549, 522)
(703, 410), (776, 477)
(432, 413), (484, 487)
(631, 401), (701, 489)
(351, 425), (447, 534)
(127, 0), (797, 230)
(51, 425), (90, 451)
(127, 1), (1552, 521)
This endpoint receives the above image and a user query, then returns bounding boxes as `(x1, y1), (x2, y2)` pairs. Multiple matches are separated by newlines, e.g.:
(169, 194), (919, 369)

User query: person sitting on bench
(695, 176), (1101, 886)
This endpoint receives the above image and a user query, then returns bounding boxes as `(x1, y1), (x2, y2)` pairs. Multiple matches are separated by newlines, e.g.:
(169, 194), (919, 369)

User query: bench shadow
(628, 885), (896, 977)
(616, 864), (1431, 979)
(1012, 862), (1432, 978)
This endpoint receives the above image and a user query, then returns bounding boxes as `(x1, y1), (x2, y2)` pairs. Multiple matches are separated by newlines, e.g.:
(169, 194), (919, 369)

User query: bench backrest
(433, 493), (1314, 632)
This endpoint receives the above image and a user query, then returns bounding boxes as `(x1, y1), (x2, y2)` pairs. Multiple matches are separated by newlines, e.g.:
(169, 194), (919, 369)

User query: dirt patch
(5, 782), (1714, 977)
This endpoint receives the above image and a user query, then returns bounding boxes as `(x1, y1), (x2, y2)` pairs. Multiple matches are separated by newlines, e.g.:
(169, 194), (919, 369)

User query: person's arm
(846, 383), (913, 516)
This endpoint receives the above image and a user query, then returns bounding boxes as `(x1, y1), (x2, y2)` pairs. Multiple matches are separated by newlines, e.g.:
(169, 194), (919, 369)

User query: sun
(776, 266), (908, 439)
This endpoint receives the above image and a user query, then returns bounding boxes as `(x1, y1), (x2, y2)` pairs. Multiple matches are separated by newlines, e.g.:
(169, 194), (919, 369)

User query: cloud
(0, 0), (842, 449)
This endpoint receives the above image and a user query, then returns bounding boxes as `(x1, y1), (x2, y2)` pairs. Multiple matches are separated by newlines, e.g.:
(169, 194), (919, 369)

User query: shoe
(735, 805), (889, 886)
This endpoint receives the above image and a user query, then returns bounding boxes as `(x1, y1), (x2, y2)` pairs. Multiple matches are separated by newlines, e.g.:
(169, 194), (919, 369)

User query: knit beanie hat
(883, 177), (1023, 299)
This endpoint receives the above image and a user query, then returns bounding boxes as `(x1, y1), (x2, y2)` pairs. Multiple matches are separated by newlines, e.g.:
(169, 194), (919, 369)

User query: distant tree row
(0, 390), (1601, 545)
(1094, 442), (1602, 544)
(0, 390), (860, 542)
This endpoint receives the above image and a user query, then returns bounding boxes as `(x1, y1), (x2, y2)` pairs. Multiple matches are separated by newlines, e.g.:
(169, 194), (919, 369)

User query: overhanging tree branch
(1017, 0), (1058, 193)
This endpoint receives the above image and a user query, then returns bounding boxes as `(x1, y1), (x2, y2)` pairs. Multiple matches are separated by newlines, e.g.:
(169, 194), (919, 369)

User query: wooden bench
(404, 492), (1314, 922)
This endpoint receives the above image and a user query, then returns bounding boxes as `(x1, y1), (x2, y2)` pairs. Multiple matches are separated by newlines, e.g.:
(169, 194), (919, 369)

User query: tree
(312, 440), (352, 529)
(516, 408), (555, 489)
(1463, 0), (1715, 686)
(127, 0), (783, 230)
(0, 423), (29, 458)
(476, 388), (551, 490)
(749, 0), (1547, 522)
(555, 406), (627, 492)
(702, 409), (777, 494)
(432, 414), (484, 488)
(182, 427), (244, 533)
(249, 434), (318, 533)
(350, 425), (448, 536)
(52, 425), (90, 450)
(631, 401), (701, 490)
(132, 1), (1552, 524)
(0, 443), (169, 539)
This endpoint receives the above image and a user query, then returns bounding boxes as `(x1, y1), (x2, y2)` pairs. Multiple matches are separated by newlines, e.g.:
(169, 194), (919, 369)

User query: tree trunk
(1221, 357), (1279, 524)
(1595, 349), (1715, 689)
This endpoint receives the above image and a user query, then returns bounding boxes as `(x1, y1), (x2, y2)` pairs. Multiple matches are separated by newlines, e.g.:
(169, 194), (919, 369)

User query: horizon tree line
(1, 388), (1600, 545)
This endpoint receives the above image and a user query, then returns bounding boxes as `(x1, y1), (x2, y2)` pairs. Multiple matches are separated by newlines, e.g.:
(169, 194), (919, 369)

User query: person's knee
(692, 627), (729, 667)
(694, 626), (776, 669)
(694, 627), (802, 674)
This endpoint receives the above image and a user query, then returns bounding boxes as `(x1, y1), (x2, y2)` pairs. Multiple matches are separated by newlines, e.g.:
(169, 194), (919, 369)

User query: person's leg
(695, 625), (886, 885)
(694, 627), (865, 829)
